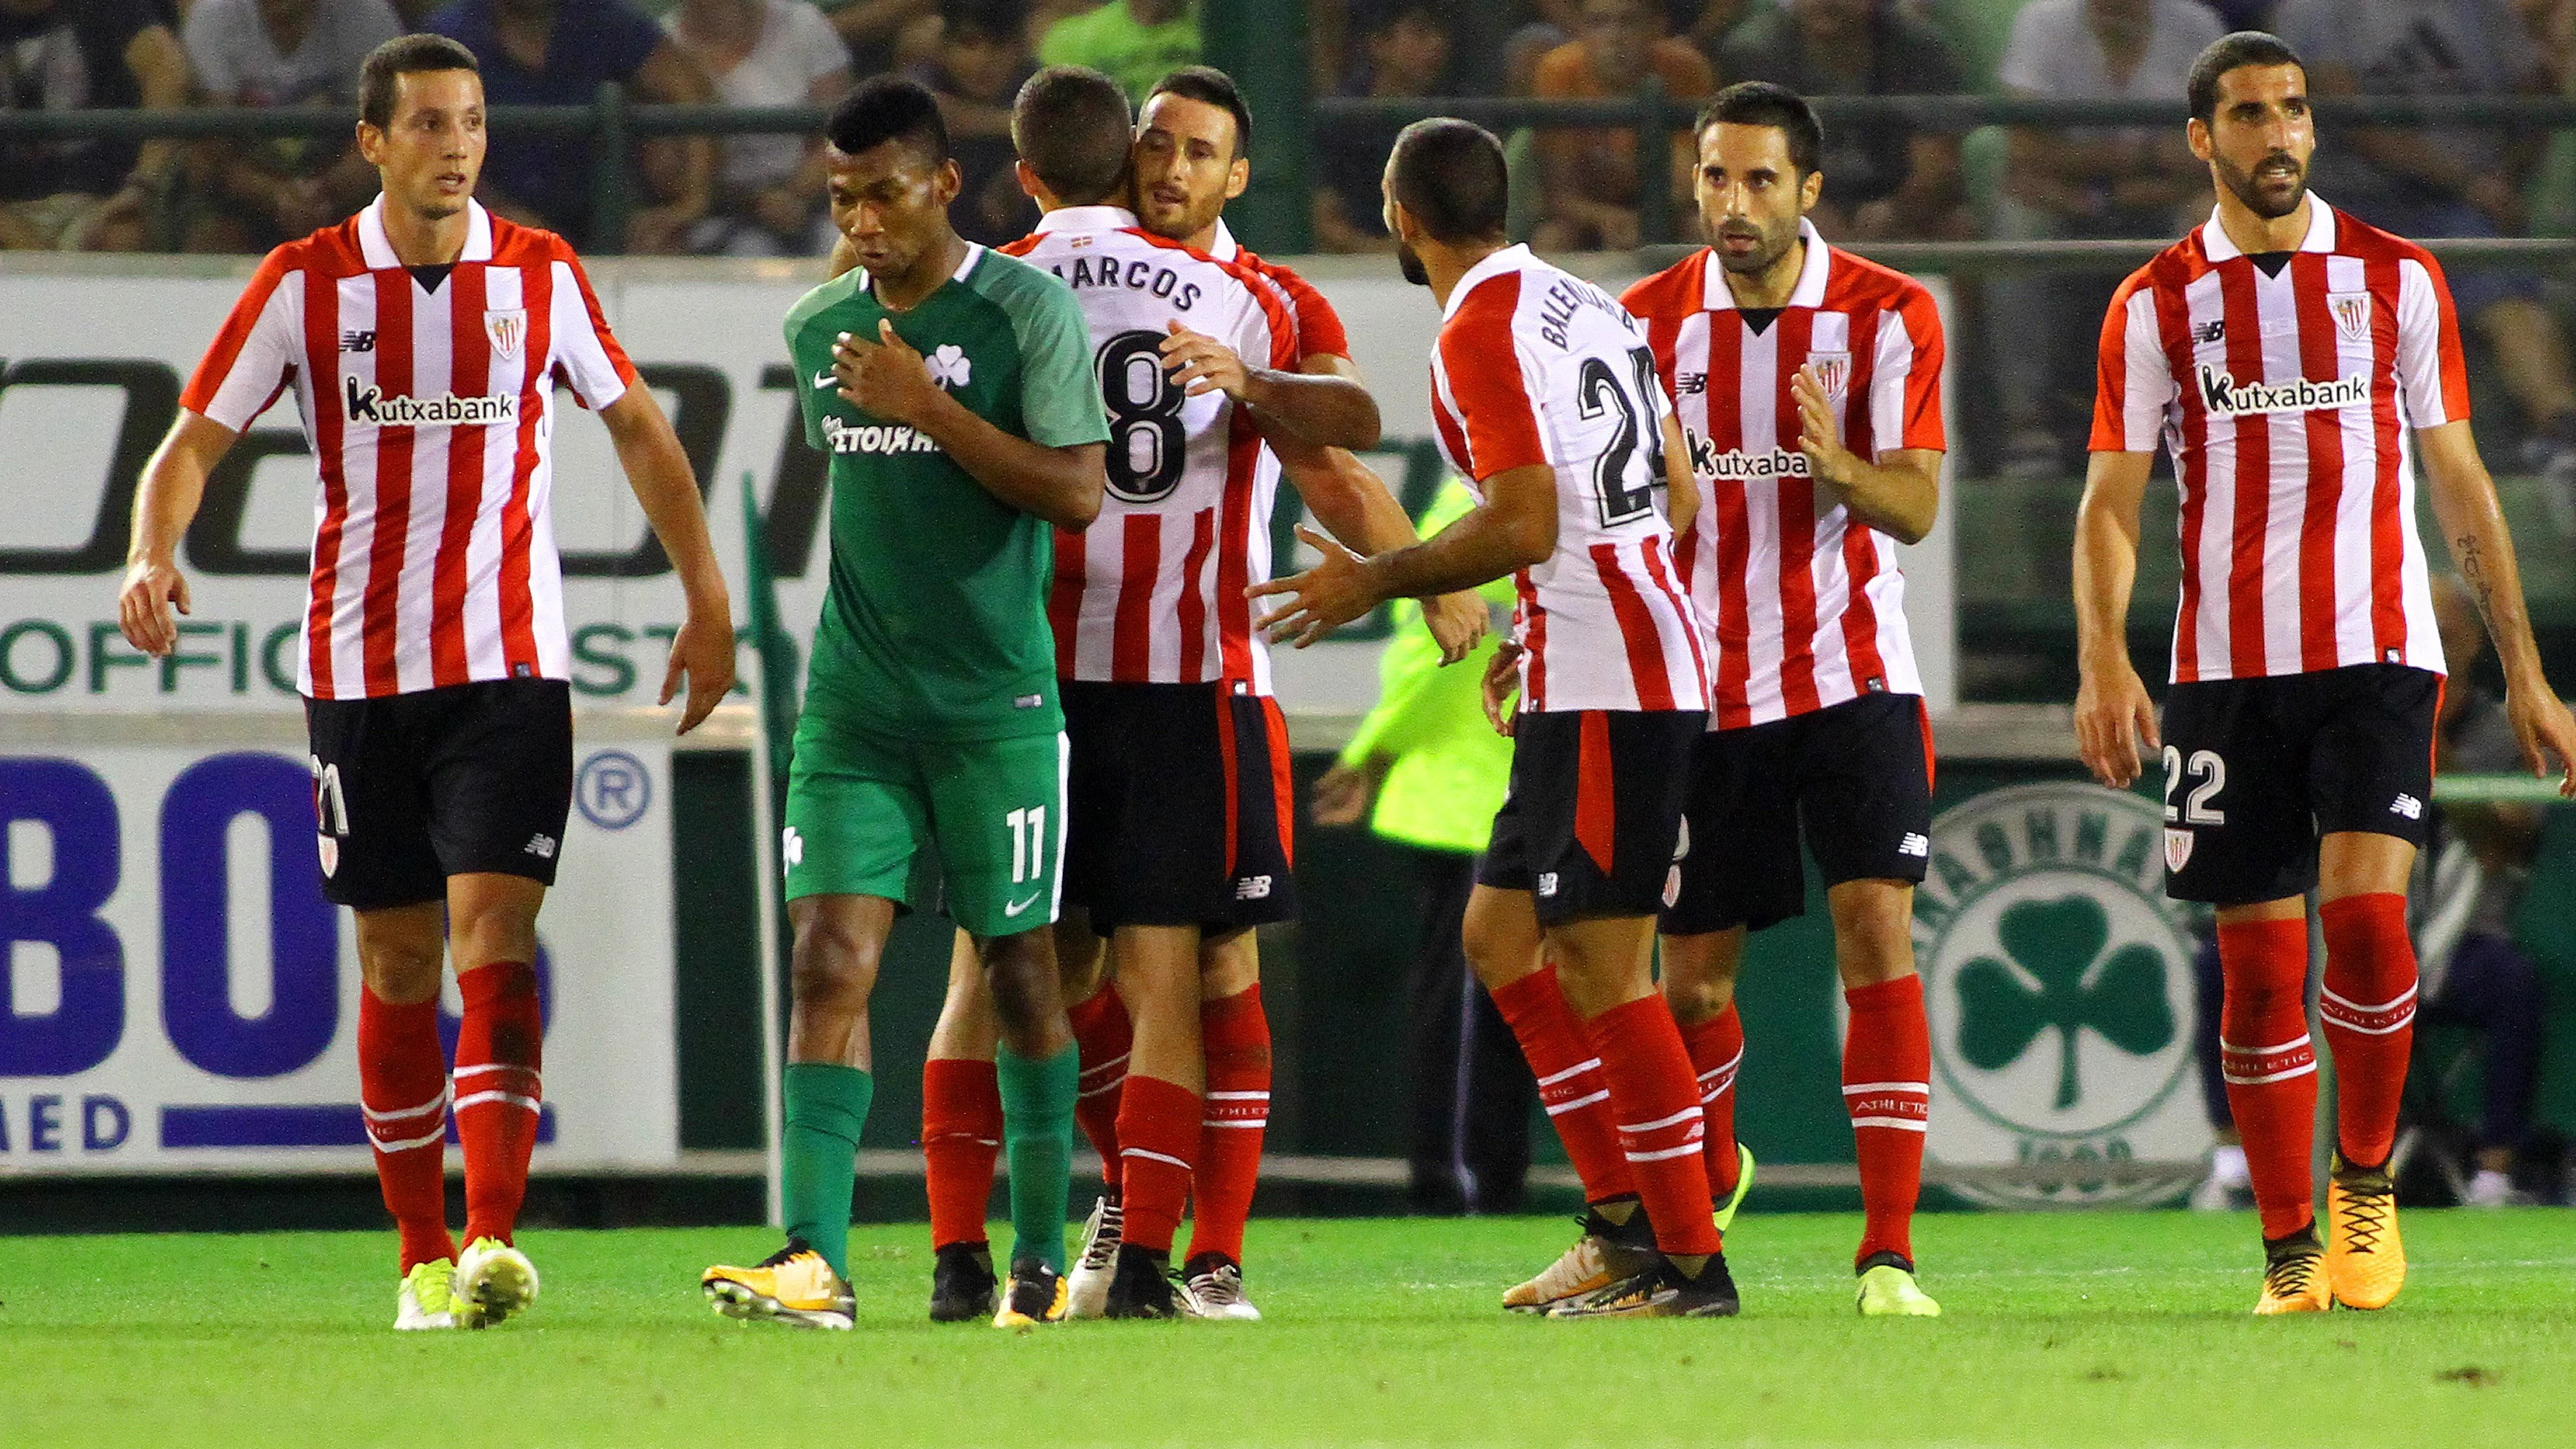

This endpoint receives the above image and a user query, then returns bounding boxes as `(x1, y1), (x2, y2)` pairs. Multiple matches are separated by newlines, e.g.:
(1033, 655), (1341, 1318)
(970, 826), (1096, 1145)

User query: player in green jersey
(702, 76), (1110, 1333)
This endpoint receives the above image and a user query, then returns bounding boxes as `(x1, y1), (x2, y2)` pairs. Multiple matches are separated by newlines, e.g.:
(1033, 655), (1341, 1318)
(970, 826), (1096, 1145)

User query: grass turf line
(1, 1208), (2571, 1447)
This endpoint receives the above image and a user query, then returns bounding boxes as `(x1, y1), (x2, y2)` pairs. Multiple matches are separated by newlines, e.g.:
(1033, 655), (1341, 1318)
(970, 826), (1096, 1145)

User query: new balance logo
(523, 832), (557, 859)
(1234, 875), (1273, 902)
(2194, 318), (2225, 345)
(1898, 832), (1930, 858)
(341, 329), (377, 353)
(1537, 872), (1560, 897)
(2391, 793), (2423, 820)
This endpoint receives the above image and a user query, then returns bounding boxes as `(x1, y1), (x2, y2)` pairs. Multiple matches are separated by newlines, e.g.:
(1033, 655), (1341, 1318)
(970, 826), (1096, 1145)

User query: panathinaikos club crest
(1907, 782), (2210, 1206)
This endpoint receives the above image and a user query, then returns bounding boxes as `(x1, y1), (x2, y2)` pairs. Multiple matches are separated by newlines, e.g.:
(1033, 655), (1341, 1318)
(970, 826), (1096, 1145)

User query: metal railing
(7, 91), (2576, 252)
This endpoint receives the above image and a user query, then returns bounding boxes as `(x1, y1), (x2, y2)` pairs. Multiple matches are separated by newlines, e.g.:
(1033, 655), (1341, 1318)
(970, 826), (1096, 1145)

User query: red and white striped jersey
(1624, 225), (1945, 729)
(1209, 220), (1352, 361)
(1429, 244), (1708, 715)
(2091, 200), (2461, 683)
(180, 197), (637, 700)
(1003, 206), (1300, 692)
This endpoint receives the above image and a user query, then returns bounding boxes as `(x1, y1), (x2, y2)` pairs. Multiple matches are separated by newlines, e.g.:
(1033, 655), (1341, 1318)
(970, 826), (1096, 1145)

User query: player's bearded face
(366, 70), (486, 222)
(2214, 145), (2308, 220)
(1133, 94), (1245, 243)
(2202, 66), (2315, 222)
(1395, 237), (1429, 286)
(1696, 124), (1811, 277)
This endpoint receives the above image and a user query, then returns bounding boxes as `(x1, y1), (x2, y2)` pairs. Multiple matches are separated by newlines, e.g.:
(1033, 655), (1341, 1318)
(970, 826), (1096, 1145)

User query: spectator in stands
(2276, 0), (2576, 499)
(180, 0), (401, 253)
(1036, 0), (1198, 103)
(663, 0), (853, 257)
(1312, 0), (1455, 252)
(0, 0), (190, 252)
(1532, 0), (1714, 250)
(911, 0), (1038, 246)
(1717, 0), (1974, 241)
(819, 0), (936, 78)
(1989, 0), (2221, 478)
(428, 0), (716, 253)
(1504, 0), (1576, 97)
(2414, 576), (2554, 1206)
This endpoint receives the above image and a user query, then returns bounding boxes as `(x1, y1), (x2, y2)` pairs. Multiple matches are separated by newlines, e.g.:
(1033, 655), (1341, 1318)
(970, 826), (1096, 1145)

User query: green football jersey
(784, 243), (1108, 742)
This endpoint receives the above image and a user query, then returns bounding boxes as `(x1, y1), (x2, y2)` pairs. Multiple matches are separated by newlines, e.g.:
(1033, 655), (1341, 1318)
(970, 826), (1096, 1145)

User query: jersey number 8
(1096, 329), (1189, 505)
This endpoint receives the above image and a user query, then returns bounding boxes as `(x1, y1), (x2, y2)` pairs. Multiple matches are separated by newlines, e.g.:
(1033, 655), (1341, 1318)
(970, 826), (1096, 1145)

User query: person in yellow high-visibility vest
(1312, 477), (1532, 1213)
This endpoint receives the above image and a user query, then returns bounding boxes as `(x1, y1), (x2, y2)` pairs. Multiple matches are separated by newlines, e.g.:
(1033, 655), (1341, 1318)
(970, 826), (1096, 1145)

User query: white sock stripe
(1077, 1081), (1126, 1100)
(361, 1088), (449, 1123)
(366, 1123), (446, 1153)
(1534, 1058), (1603, 1089)
(1543, 1088), (1610, 1117)
(1840, 1081), (1930, 1096)
(1849, 1117), (1930, 1132)
(453, 1090), (541, 1112)
(1205, 1091), (1271, 1101)
(1079, 1053), (1131, 1078)
(1120, 1146), (1190, 1170)
(1202, 1120), (1268, 1129)
(453, 1063), (539, 1083)
(2319, 982), (2419, 1014)
(1623, 1142), (1705, 1163)
(2222, 1062), (2320, 1085)
(2319, 1008), (2418, 1037)
(1617, 1106), (1704, 1134)
(2219, 1034), (2311, 1056)
(1701, 1046), (1745, 1077)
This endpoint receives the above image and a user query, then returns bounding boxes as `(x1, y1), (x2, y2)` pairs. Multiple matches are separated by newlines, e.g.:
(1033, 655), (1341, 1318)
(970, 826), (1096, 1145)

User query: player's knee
(790, 917), (881, 1009)
(1662, 970), (1734, 1026)
(359, 936), (444, 1005)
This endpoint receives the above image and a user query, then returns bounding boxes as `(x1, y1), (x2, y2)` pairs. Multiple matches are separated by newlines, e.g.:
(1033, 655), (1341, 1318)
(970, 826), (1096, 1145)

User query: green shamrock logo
(1955, 895), (2174, 1110)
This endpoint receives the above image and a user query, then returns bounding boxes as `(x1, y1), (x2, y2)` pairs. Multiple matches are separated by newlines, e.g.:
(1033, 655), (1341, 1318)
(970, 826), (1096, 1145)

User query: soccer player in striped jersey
(1257, 119), (1739, 1318)
(117, 35), (736, 1332)
(699, 76), (1110, 1333)
(2074, 31), (2576, 1314)
(1621, 82), (1946, 1317)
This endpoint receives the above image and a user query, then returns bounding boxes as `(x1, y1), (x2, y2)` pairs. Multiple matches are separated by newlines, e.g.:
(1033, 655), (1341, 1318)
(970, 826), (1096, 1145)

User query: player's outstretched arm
(832, 321), (1106, 530)
(2071, 449), (2160, 790)
(598, 387), (737, 735)
(1250, 464), (1557, 649)
(1790, 364), (1938, 545)
(2420, 419), (2576, 795)
(119, 410), (239, 657)
(1160, 321), (1381, 450)
(1269, 434), (1486, 664)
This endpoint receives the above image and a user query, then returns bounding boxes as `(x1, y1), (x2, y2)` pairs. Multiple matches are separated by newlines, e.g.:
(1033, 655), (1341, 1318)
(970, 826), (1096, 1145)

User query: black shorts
(1061, 680), (1296, 933)
(1659, 692), (1934, 936)
(1477, 708), (1704, 926)
(2159, 664), (2439, 906)
(304, 679), (574, 910)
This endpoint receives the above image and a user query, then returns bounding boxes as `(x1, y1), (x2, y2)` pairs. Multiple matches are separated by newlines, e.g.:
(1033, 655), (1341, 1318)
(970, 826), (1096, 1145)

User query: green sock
(995, 1043), (1079, 1273)
(781, 1061), (873, 1280)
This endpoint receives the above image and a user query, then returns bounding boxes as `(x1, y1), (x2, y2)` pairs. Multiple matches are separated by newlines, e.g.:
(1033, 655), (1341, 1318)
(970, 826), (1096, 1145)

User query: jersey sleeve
(1228, 265), (1303, 372)
(1871, 285), (1946, 453)
(1434, 279), (1552, 480)
(180, 246), (302, 432)
(2088, 270), (2174, 453)
(1008, 271), (1112, 449)
(547, 243), (639, 412)
(1267, 262), (1349, 360)
(2396, 251), (2472, 428)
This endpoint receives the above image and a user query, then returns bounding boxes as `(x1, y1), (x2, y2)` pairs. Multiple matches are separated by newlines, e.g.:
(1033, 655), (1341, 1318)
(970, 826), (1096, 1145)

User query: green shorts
(783, 713), (1068, 938)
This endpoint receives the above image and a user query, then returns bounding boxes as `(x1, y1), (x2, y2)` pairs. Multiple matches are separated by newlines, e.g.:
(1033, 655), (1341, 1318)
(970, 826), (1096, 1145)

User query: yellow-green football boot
(1856, 1252), (1941, 1317)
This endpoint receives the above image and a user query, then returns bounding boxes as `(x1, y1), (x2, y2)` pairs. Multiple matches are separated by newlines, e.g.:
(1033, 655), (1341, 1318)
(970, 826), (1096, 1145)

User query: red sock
(1490, 966), (1638, 1203)
(1843, 976), (1930, 1267)
(1583, 995), (1720, 1257)
(359, 987), (454, 1272)
(2319, 894), (2417, 1170)
(2218, 916), (2318, 1240)
(1115, 1074), (1200, 1254)
(1678, 1003), (1744, 1199)
(454, 961), (542, 1248)
(1069, 980), (1131, 1190)
(922, 1057), (1002, 1250)
(1187, 986), (1269, 1265)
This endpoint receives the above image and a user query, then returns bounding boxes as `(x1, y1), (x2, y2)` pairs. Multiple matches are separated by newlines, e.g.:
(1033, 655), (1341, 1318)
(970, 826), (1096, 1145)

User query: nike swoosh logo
(1003, 892), (1044, 918)
(813, 369), (836, 390)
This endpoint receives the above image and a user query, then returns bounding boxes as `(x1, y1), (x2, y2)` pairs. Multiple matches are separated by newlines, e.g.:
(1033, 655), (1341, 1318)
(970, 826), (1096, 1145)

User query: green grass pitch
(4, 1208), (2572, 1446)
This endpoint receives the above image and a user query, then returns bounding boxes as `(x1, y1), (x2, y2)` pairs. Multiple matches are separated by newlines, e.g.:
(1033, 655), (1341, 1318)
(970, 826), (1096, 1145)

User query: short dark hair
(827, 74), (950, 166)
(358, 33), (478, 130)
(1387, 117), (1508, 244)
(1146, 65), (1253, 159)
(938, 0), (1024, 44)
(2188, 31), (2304, 126)
(1696, 81), (1822, 177)
(1011, 65), (1132, 206)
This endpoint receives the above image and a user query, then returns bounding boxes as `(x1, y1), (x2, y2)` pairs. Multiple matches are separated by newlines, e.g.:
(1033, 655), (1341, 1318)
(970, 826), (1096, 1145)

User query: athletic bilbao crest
(1808, 350), (1852, 403)
(2328, 291), (2373, 345)
(1908, 783), (2208, 1208)
(2164, 828), (2193, 872)
(484, 308), (526, 361)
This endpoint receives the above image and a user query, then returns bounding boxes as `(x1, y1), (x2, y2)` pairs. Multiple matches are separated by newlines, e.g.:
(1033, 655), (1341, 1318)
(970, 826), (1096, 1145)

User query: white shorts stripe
(1544, 1088), (1610, 1117)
